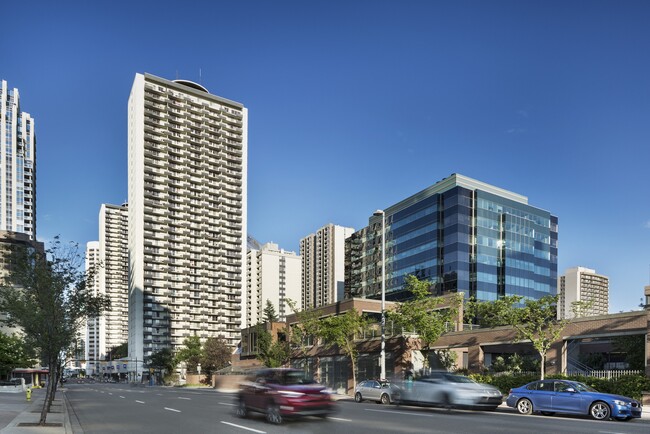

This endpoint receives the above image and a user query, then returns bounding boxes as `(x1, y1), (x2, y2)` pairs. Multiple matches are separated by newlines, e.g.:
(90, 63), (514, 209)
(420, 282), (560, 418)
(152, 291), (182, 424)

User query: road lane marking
(164, 407), (181, 413)
(366, 408), (435, 417)
(108, 393), (113, 395)
(219, 402), (236, 406)
(136, 400), (145, 404)
(178, 397), (191, 400)
(329, 417), (352, 422)
(220, 421), (266, 433)
(157, 393), (163, 396)
(119, 396), (125, 399)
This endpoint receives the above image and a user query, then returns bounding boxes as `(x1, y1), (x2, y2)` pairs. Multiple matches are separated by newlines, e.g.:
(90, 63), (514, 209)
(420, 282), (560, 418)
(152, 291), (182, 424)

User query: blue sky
(3, 1), (649, 313)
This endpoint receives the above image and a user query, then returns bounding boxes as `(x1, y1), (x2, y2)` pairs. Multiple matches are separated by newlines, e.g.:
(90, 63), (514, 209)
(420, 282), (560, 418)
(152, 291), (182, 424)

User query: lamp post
(373, 209), (386, 381)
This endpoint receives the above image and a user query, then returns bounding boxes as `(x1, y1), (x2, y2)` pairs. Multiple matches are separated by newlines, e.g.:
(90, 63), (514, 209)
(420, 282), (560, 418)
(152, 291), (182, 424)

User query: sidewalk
(0, 388), (70, 434)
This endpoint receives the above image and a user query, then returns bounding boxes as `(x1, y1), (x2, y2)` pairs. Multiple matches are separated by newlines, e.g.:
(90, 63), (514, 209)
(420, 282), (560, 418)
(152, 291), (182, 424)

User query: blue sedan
(506, 379), (642, 421)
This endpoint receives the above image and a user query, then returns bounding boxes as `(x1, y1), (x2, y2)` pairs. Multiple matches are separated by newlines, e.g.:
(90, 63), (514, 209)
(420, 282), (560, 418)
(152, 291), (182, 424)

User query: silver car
(354, 380), (396, 405)
(396, 372), (502, 410)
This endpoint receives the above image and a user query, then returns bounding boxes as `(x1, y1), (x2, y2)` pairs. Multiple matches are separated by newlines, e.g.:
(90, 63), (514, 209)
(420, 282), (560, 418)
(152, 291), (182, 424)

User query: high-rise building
(245, 242), (301, 328)
(558, 267), (609, 319)
(99, 204), (129, 354)
(346, 174), (558, 303)
(85, 241), (101, 374)
(128, 73), (247, 364)
(0, 80), (36, 239)
(301, 223), (354, 309)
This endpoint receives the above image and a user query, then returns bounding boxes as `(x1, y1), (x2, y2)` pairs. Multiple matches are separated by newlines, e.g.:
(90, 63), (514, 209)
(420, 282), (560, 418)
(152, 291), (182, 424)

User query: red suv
(236, 368), (336, 424)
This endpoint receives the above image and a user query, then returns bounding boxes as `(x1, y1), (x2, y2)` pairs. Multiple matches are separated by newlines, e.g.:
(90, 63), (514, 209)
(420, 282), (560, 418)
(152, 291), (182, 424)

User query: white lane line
(220, 421), (266, 433)
(135, 400), (145, 404)
(366, 408), (434, 418)
(178, 397), (191, 400)
(119, 396), (125, 399)
(157, 393), (163, 396)
(164, 407), (181, 413)
(329, 417), (352, 422)
(218, 402), (236, 407)
(108, 393), (113, 395)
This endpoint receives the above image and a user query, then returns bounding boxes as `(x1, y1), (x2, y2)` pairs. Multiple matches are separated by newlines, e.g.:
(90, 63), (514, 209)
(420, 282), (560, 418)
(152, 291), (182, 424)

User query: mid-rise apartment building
(0, 80), (36, 239)
(245, 242), (301, 328)
(558, 267), (609, 319)
(128, 73), (247, 365)
(346, 174), (558, 303)
(300, 224), (354, 309)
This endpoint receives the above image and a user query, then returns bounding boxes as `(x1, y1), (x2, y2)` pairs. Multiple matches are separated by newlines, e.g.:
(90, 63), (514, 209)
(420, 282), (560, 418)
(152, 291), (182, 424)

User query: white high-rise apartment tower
(85, 241), (101, 374)
(99, 204), (129, 355)
(558, 266), (609, 319)
(245, 242), (301, 328)
(128, 73), (247, 365)
(300, 223), (354, 309)
(0, 80), (36, 238)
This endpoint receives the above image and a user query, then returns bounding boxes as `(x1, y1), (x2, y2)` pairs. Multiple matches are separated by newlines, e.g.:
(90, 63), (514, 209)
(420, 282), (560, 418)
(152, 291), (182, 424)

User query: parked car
(395, 371), (502, 410)
(354, 380), (397, 404)
(506, 379), (642, 421)
(236, 368), (337, 424)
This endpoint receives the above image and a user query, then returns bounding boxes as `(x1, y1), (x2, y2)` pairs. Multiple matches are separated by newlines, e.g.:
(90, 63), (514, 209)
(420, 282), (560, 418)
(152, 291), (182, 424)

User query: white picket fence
(566, 369), (643, 379)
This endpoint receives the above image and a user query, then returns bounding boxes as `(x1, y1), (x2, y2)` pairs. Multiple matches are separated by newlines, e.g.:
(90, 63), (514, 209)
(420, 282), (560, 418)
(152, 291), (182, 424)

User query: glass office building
(345, 174), (558, 302)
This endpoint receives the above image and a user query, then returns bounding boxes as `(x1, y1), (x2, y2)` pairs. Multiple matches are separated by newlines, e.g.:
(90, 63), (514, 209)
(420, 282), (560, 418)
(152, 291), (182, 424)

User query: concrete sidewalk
(0, 388), (70, 434)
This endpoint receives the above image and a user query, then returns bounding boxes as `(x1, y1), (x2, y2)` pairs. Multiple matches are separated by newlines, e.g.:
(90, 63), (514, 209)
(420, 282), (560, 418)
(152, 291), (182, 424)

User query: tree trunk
(39, 356), (57, 425)
(539, 352), (546, 380)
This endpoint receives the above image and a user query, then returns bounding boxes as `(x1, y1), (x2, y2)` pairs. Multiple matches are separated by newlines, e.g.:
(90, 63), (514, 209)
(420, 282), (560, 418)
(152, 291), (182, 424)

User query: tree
(263, 299), (278, 323)
(0, 332), (37, 379)
(286, 299), (321, 358)
(317, 308), (370, 388)
(108, 342), (128, 360)
(175, 335), (202, 373)
(255, 324), (291, 368)
(465, 294), (567, 380)
(0, 237), (110, 424)
(388, 275), (462, 371)
(200, 336), (231, 377)
(146, 347), (176, 374)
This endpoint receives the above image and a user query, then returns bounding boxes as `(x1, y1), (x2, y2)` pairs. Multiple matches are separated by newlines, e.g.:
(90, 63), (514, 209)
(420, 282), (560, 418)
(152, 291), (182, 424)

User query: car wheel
(381, 393), (390, 405)
(236, 398), (248, 418)
(589, 401), (610, 421)
(516, 398), (533, 415)
(540, 411), (555, 416)
(266, 402), (283, 424)
(355, 392), (363, 403)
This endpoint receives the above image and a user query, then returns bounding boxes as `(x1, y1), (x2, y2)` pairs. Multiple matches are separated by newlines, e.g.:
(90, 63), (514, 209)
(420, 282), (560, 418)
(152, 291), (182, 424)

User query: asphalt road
(65, 383), (650, 434)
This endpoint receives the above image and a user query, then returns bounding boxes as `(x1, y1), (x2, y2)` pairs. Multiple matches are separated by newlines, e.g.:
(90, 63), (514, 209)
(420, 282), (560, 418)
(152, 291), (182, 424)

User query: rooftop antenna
(175, 70), (179, 80)
(199, 68), (202, 84)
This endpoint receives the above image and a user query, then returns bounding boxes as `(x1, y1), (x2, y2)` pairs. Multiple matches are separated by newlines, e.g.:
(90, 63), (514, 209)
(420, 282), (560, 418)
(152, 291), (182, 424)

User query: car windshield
(571, 382), (597, 393)
(282, 371), (316, 385)
(444, 375), (476, 383)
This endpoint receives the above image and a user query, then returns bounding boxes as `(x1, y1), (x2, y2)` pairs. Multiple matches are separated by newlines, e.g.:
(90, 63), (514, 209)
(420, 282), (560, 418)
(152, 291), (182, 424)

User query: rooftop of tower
(173, 79), (209, 93)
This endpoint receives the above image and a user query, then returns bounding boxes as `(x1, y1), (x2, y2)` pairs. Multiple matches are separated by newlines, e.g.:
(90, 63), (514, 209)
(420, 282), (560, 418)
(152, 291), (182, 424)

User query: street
(64, 383), (649, 434)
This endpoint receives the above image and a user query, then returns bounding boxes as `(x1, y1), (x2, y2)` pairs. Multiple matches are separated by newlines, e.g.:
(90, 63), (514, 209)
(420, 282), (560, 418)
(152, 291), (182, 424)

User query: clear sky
(3, 1), (649, 313)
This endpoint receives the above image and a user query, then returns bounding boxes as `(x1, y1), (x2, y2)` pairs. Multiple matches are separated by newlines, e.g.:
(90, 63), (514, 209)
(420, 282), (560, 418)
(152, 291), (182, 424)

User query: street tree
(388, 275), (462, 371)
(0, 332), (37, 379)
(146, 347), (176, 376)
(255, 324), (291, 368)
(200, 336), (231, 377)
(108, 342), (128, 360)
(175, 335), (203, 373)
(317, 308), (370, 388)
(464, 294), (566, 380)
(286, 299), (321, 358)
(263, 299), (278, 323)
(0, 236), (110, 424)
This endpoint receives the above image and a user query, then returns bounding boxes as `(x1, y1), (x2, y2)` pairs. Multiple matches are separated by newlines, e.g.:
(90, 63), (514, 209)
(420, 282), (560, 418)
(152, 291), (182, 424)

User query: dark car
(506, 379), (642, 421)
(236, 368), (336, 424)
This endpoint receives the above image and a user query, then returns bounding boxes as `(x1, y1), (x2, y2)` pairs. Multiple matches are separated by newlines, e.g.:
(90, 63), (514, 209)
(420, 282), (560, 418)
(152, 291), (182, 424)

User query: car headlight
(613, 400), (628, 406)
(278, 390), (305, 398)
(321, 388), (334, 395)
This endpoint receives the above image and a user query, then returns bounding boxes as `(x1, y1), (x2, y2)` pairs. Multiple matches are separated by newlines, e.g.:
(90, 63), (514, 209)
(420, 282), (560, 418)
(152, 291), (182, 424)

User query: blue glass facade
(345, 174), (558, 303)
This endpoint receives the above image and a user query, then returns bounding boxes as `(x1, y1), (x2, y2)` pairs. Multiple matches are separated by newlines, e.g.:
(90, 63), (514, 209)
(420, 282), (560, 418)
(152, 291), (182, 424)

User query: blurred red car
(236, 368), (336, 424)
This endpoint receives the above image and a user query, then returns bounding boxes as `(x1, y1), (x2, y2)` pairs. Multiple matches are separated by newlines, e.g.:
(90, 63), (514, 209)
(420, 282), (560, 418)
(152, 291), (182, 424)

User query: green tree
(286, 299), (321, 358)
(201, 336), (231, 376)
(108, 342), (128, 360)
(388, 275), (462, 370)
(317, 308), (370, 388)
(175, 335), (203, 373)
(146, 347), (176, 374)
(255, 325), (291, 368)
(0, 237), (110, 425)
(465, 294), (567, 380)
(0, 332), (37, 379)
(263, 299), (278, 323)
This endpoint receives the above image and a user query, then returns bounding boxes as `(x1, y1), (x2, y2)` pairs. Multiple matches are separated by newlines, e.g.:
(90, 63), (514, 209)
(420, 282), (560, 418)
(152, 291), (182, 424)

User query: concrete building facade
(0, 80), (36, 239)
(301, 224), (354, 309)
(558, 266), (609, 319)
(85, 241), (101, 373)
(127, 73), (247, 366)
(245, 242), (301, 328)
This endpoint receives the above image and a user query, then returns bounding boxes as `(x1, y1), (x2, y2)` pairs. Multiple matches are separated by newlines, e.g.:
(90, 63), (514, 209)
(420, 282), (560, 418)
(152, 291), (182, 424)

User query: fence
(566, 369), (644, 379)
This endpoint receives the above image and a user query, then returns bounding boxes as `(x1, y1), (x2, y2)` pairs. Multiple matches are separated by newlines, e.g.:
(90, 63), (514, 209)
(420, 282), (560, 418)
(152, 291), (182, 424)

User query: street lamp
(373, 209), (386, 381)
